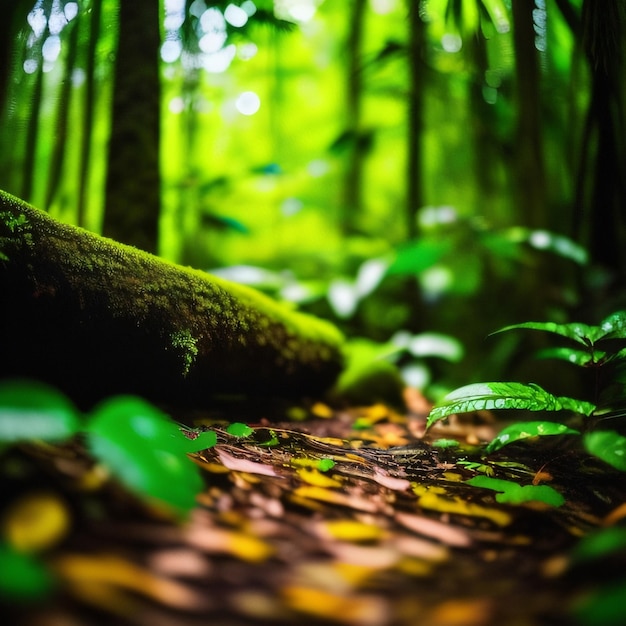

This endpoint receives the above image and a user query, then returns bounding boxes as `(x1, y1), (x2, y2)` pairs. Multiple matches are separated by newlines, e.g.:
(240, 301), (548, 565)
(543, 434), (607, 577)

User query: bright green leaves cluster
(493, 310), (626, 366)
(427, 311), (626, 474)
(0, 380), (220, 517)
(466, 475), (565, 507)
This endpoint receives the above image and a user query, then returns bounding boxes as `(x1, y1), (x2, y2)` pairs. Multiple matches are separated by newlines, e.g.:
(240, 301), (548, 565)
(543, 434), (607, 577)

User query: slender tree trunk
(406, 0), (427, 240)
(77, 0), (103, 228)
(45, 9), (80, 211)
(103, 0), (161, 253)
(342, 0), (367, 236)
(511, 0), (547, 230)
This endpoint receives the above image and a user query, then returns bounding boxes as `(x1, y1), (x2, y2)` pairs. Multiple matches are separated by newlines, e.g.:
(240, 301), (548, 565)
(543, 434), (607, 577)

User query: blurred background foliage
(1, 0), (625, 399)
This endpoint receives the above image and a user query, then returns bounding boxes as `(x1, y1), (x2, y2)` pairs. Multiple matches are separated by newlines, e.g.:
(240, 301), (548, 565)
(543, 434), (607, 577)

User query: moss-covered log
(0, 191), (344, 406)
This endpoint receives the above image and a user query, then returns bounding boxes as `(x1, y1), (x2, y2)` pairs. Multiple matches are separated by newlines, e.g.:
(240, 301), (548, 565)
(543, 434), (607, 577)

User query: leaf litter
(2, 396), (626, 626)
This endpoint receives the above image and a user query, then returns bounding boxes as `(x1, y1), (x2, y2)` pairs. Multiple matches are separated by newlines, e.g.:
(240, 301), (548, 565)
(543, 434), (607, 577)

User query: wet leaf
(486, 421), (580, 453)
(0, 379), (81, 443)
(428, 382), (595, 428)
(583, 430), (626, 471)
(466, 476), (565, 507)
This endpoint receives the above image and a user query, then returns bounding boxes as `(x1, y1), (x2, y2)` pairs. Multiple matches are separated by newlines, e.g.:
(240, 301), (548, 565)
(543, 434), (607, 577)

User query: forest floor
(3, 389), (626, 626)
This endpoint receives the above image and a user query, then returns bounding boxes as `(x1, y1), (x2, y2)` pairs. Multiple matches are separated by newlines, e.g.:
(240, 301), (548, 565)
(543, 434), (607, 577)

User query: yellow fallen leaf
(3, 492), (70, 552)
(321, 519), (386, 543)
(282, 585), (389, 626)
(292, 486), (379, 512)
(297, 468), (343, 488)
(311, 402), (335, 419)
(417, 490), (512, 527)
(53, 553), (208, 610)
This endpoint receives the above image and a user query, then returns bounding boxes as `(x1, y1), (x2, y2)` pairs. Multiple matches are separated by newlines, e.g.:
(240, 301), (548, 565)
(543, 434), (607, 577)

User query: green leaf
(572, 527), (626, 563)
(0, 543), (54, 601)
(536, 346), (605, 366)
(226, 422), (254, 438)
(494, 312), (626, 346)
(486, 421), (580, 453)
(467, 476), (565, 507)
(427, 382), (594, 429)
(492, 321), (596, 346)
(180, 429), (218, 453)
(317, 458), (335, 472)
(0, 379), (81, 443)
(87, 396), (204, 514)
(583, 430), (626, 471)
(599, 311), (626, 340)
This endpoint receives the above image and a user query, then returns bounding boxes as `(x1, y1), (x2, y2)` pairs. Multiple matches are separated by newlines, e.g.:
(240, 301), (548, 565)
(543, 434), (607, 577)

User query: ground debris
(2, 400), (626, 626)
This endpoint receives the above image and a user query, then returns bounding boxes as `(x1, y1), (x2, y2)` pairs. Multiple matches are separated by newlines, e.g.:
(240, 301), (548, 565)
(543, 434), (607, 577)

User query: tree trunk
(0, 191), (344, 408)
(103, 0), (161, 253)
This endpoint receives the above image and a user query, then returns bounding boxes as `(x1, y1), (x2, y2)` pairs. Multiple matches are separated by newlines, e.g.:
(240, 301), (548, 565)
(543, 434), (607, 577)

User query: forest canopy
(1, 0), (625, 397)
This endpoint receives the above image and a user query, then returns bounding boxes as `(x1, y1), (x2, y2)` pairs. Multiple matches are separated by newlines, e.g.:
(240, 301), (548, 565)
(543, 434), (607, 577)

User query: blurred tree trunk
(103, 0), (161, 253)
(342, 0), (367, 236)
(511, 0), (547, 230)
(406, 0), (427, 240)
(77, 0), (103, 228)
(575, 0), (626, 280)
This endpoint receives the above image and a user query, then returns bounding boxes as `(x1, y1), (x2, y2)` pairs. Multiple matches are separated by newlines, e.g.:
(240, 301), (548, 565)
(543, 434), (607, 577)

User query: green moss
(169, 329), (199, 377)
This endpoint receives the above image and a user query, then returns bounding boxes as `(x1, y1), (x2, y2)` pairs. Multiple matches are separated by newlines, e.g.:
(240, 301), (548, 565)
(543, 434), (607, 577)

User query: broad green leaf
(572, 527), (626, 563)
(486, 421), (580, 454)
(492, 321), (596, 346)
(467, 476), (565, 507)
(0, 380), (81, 443)
(536, 346), (604, 366)
(494, 312), (626, 346)
(226, 422), (254, 438)
(503, 227), (588, 265)
(427, 382), (594, 428)
(87, 396), (205, 514)
(0, 543), (54, 601)
(583, 430), (626, 472)
(599, 311), (626, 340)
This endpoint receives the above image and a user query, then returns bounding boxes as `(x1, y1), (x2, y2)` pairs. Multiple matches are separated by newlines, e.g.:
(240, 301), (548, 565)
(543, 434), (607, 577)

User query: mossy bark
(0, 191), (344, 407)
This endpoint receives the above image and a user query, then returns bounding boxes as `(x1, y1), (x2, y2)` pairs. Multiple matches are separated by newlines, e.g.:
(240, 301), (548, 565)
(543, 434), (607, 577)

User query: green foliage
(0, 543), (54, 602)
(0, 380), (219, 516)
(428, 311), (626, 472)
(0, 380), (82, 443)
(226, 422), (254, 438)
(583, 430), (626, 472)
(485, 421), (580, 454)
(466, 475), (565, 507)
(428, 382), (594, 428)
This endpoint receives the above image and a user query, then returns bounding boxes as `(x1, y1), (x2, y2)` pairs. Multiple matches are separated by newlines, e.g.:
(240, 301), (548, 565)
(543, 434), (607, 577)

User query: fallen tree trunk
(0, 190), (344, 407)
